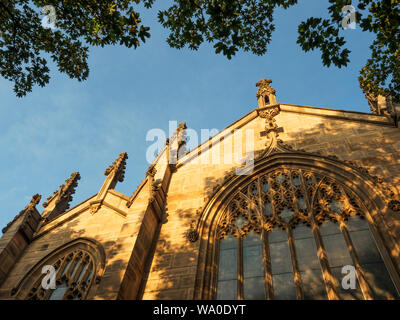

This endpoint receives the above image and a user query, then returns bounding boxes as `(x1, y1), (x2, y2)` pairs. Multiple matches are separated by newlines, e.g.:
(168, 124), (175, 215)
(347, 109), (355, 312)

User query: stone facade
(1, 80), (400, 300)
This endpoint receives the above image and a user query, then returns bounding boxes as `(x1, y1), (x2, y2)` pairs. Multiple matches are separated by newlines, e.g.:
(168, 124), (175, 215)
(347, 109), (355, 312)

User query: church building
(1, 79), (400, 300)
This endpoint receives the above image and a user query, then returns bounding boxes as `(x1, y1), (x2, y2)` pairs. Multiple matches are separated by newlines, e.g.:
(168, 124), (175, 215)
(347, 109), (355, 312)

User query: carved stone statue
(256, 78), (277, 107)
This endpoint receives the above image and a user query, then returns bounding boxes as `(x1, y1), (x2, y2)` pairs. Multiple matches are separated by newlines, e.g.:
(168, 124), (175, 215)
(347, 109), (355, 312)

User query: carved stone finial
(2, 194), (42, 234)
(177, 122), (187, 132)
(365, 92), (393, 116)
(146, 165), (157, 178)
(43, 172), (80, 208)
(104, 152), (128, 183)
(28, 194), (42, 209)
(42, 172), (81, 221)
(148, 181), (159, 204)
(256, 78), (277, 107)
(177, 122), (187, 146)
(176, 123), (188, 160)
(361, 84), (393, 116)
(256, 78), (274, 97)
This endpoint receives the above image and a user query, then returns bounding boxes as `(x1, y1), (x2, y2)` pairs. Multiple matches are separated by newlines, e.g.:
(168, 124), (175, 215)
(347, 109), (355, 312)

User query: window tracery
(216, 167), (399, 300)
(11, 239), (104, 300)
(27, 248), (96, 300)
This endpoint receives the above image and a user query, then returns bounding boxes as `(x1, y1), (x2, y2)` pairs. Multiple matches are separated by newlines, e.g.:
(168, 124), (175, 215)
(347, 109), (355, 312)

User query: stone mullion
(67, 252), (91, 299)
(212, 237), (221, 300)
(74, 259), (91, 300)
(65, 253), (79, 283)
(64, 252), (81, 299)
(70, 257), (86, 286)
(256, 177), (265, 222)
(256, 177), (273, 300)
(237, 237), (244, 300)
(300, 172), (339, 300)
(339, 220), (374, 300)
(83, 263), (96, 299)
(67, 254), (90, 299)
(41, 259), (62, 300)
(314, 189), (340, 300)
(29, 268), (46, 300)
(28, 278), (41, 300)
(288, 171), (303, 221)
(78, 261), (91, 287)
(84, 262), (95, 287)
(286, 226), (304, 300)
(38, 279), (51, 300)
(262, 229), (273, 300)
(77, 258), (93, 290)
(280, 171), (303, 300)
(311, 222), (339, 300)
(38, 287), (47, 300)
(42, 286), (53, 300)
(57, 257), (69, 280)
(336, 185), (374, 299)
(298, 170), (312, 219)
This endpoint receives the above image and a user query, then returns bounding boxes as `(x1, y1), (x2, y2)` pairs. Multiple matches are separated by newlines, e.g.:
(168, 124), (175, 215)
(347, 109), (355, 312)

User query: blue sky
(0, 0), (375, 229)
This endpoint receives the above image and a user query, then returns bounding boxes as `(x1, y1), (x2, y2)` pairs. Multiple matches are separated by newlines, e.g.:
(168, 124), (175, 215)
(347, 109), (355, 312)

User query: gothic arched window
(12, 239), (105, 300)
(216, 168), (399, 300)
(28, 249), (95, 300)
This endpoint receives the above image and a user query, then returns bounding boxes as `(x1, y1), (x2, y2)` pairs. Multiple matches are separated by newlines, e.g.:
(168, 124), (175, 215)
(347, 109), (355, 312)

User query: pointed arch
(11, 238), (106, 300)
(193, 152), (400, 300)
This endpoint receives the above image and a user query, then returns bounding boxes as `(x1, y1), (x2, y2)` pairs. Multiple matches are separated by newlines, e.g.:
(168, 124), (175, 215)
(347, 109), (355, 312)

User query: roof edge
(176, 102), (396, 167)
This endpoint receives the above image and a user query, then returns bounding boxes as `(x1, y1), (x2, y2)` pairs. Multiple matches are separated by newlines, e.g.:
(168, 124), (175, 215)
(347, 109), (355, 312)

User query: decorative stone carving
(185, 220), (199, 242)
(42, 172), (81, 222)
(25, 248), (97, 300)
(177, 122), (187, 159)
(389, 200), (400, 213)
(43, 172), (80, 208)
(86, 152), (128, 215)
(148, 182), (159, 204)
(186, 229), (199, 242)
(199, 140), (400, 238)
(2, 194), (42, 233)
(145, 166), (159, 204)
(146, 165), (157, 178)
(104, 152), (128, 183)
(365, 91), (379, 114)
(216, 168), (362, 240)
(362, 85), (394, 116)
(256, 105), (292, 158)
(90, 201), (102, 214)
(260, 132), (400, 213)
(24, 194), (42, 212)
(259, 105), (280, 134)
(256, 78), (277, 107)
(177, 122), (187, 140)
(256, 78), (276, 99)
